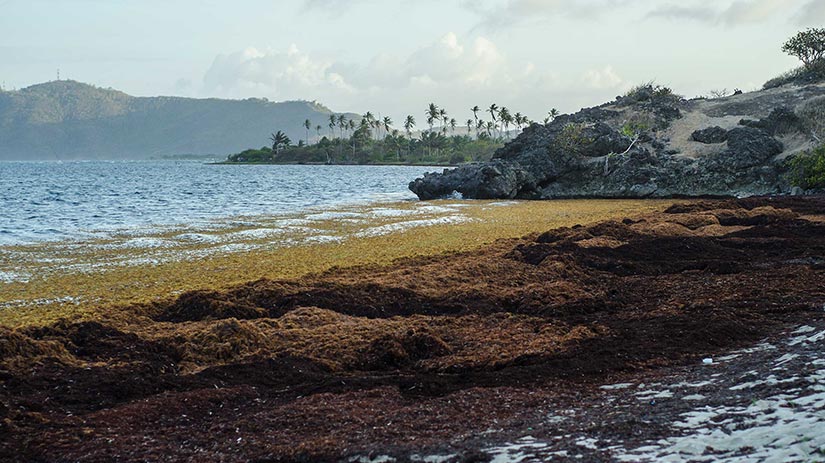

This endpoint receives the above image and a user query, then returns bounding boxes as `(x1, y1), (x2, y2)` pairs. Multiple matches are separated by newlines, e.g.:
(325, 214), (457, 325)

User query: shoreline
(1, 196), (823, 462)
(209, 161), (459, 166)
(0, 198), (675, 327)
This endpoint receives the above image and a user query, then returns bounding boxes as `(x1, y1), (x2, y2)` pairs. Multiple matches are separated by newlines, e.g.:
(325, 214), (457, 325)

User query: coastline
(0, 198), (674, 327)
(2, 196), (823, 462)
(209, 161), (459, 167)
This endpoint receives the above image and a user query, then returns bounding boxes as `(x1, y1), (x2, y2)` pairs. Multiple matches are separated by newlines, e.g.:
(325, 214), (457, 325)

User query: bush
(788, 144), (825, 190)
(763, 61), (825, 89)
(619, 82), (681, 107)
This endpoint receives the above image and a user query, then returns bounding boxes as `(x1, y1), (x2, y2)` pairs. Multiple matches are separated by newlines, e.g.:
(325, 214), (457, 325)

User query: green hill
(0, 80), (353, 160)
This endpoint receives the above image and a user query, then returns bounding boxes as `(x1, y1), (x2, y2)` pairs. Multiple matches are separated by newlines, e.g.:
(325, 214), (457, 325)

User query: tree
(514, 112), (524, 133)
(328, 115), (337, 138)
(783, 28), (825, 67)
(269, 130), (290, 154)
(404, 115), (416, 158)
(471, 105), (480, 124)
(303, 119), (311, 146)
(382, 116), (392, 138)
(467, 119), (474, 135)
(315, 124), (322, 140)
(439, 108), (448, 134)
(337, 114), (347, 139)
(499, 107), (512, 138)
(487, 104), (499, 136)
(449, 118), (457, 134)
(426, 103), (439, 133)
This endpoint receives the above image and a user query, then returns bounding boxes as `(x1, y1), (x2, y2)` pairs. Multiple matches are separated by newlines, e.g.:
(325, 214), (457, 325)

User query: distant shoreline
(209, 161), (459, 167)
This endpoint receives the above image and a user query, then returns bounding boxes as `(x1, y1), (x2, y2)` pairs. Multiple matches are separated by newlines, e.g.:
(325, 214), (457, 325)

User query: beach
(2, 196), (824, 462)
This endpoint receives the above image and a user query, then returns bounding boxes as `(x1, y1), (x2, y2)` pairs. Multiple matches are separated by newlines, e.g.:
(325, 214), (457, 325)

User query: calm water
(0, 161), (439, 246)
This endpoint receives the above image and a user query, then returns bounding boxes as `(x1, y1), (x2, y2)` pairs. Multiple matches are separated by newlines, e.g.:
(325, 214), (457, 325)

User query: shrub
(764, 61), (825, 89)
(788, 144), (825, 190)
(619, 82), (681, 107)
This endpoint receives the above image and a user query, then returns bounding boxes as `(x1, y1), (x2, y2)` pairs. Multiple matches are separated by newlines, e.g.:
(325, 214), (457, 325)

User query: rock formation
(410, 83), (825, 199)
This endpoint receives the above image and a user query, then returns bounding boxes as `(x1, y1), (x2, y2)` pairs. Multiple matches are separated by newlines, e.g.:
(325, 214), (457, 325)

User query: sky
(1, 0), (823, 123)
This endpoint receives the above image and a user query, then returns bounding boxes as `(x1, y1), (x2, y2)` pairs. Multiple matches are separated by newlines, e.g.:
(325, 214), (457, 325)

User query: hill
(0, 80), (353, 160)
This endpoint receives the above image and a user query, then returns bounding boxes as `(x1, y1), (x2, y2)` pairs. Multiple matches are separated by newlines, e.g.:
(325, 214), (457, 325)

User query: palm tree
(328, 115), (337, 138)
(514, 112), (524, 133)
(487, 104), (499, 136)
(363, 112), (375, 139)
(449, 118), (457, 135)
(498, 107), (512, 138)
(269, 130), (290, 154)
(439, 108), (448, 134)
(471, 105), (480, 126)
(404, 115), (416, 138)
(315, 125), (322, 141)
(404, 115), (416, 158)
(548, 108), (559, 123)
(426, 103), (439, 133)
(337, 114), (347, 139)
(303, 119), (311, 146)
(485, 121), (495, 138)
(466, 119), (474, 135)
(382, 116), (392, 139)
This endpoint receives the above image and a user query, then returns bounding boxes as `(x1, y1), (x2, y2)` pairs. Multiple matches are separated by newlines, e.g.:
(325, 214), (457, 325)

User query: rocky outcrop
(692, 126), (728, 144)
(410, 83), (825, 200)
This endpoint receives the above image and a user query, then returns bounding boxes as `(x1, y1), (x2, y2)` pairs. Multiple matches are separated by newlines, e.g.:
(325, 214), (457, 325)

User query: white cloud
(646, 0), (808, 26)
(199, 32), (592, 121)
(202, 45), (353, 100)
(582, 66), (623, 90)
(471, 0), (630, 30)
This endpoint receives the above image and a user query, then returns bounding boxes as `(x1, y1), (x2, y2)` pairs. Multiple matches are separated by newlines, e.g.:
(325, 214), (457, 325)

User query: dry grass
(0, 199), (677, 328)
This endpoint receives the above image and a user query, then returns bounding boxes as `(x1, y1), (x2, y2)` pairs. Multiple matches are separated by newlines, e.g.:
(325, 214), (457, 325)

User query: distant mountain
(0, 80), (356, 160)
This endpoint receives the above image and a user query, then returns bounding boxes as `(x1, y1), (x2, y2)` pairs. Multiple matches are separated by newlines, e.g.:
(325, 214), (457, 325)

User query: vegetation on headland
(764, 28), (825, 89)
(223, 103), (557, 165)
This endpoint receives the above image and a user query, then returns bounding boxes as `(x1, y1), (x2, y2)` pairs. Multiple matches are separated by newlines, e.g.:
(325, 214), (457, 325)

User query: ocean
(0, 161), (439, 246)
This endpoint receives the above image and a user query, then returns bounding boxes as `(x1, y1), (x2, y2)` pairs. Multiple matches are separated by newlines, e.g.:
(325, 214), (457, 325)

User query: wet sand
(1, 196), (824, 462)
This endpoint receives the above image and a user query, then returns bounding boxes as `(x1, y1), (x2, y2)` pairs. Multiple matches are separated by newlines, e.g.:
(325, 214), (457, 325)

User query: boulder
(409, 160), (538, 200)
(692, 126), (728, 144)
(724, 127), (784, 168)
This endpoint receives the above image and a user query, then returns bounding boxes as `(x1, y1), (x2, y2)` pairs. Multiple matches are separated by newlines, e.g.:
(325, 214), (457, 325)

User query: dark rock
(724, 127), (784, 168)
(692, 127), (728, 144)
(409, 160), (538, 200)
(739, 107), (803, 136)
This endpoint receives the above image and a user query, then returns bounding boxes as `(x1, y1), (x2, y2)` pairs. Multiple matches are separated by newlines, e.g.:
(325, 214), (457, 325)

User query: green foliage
(557, 123), (591, 153)
(788, 144), (825, 190)
(782, 28), (825, 66)
(763, 61), (825, 89)
(226, 133), (503, 165)
(620, 112), (656, 138)
(619, 82), (681, 107)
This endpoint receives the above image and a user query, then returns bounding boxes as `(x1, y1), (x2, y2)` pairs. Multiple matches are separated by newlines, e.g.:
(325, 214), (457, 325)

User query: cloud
(647, 0), (806, 26)
(720, 0), (787, 25)
(795, 0), (825, 25)
(203, 45), (353, 100)
(645, 5), (717, 22)
(470, 0), (630, 30)
(582, 66), (623, 90)
(199, 33), (585, 120)
(203, 33), (517, 100)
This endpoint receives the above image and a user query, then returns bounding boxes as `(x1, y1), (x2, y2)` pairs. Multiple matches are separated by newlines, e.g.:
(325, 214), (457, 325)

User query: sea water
(0, 161), (438, 246)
